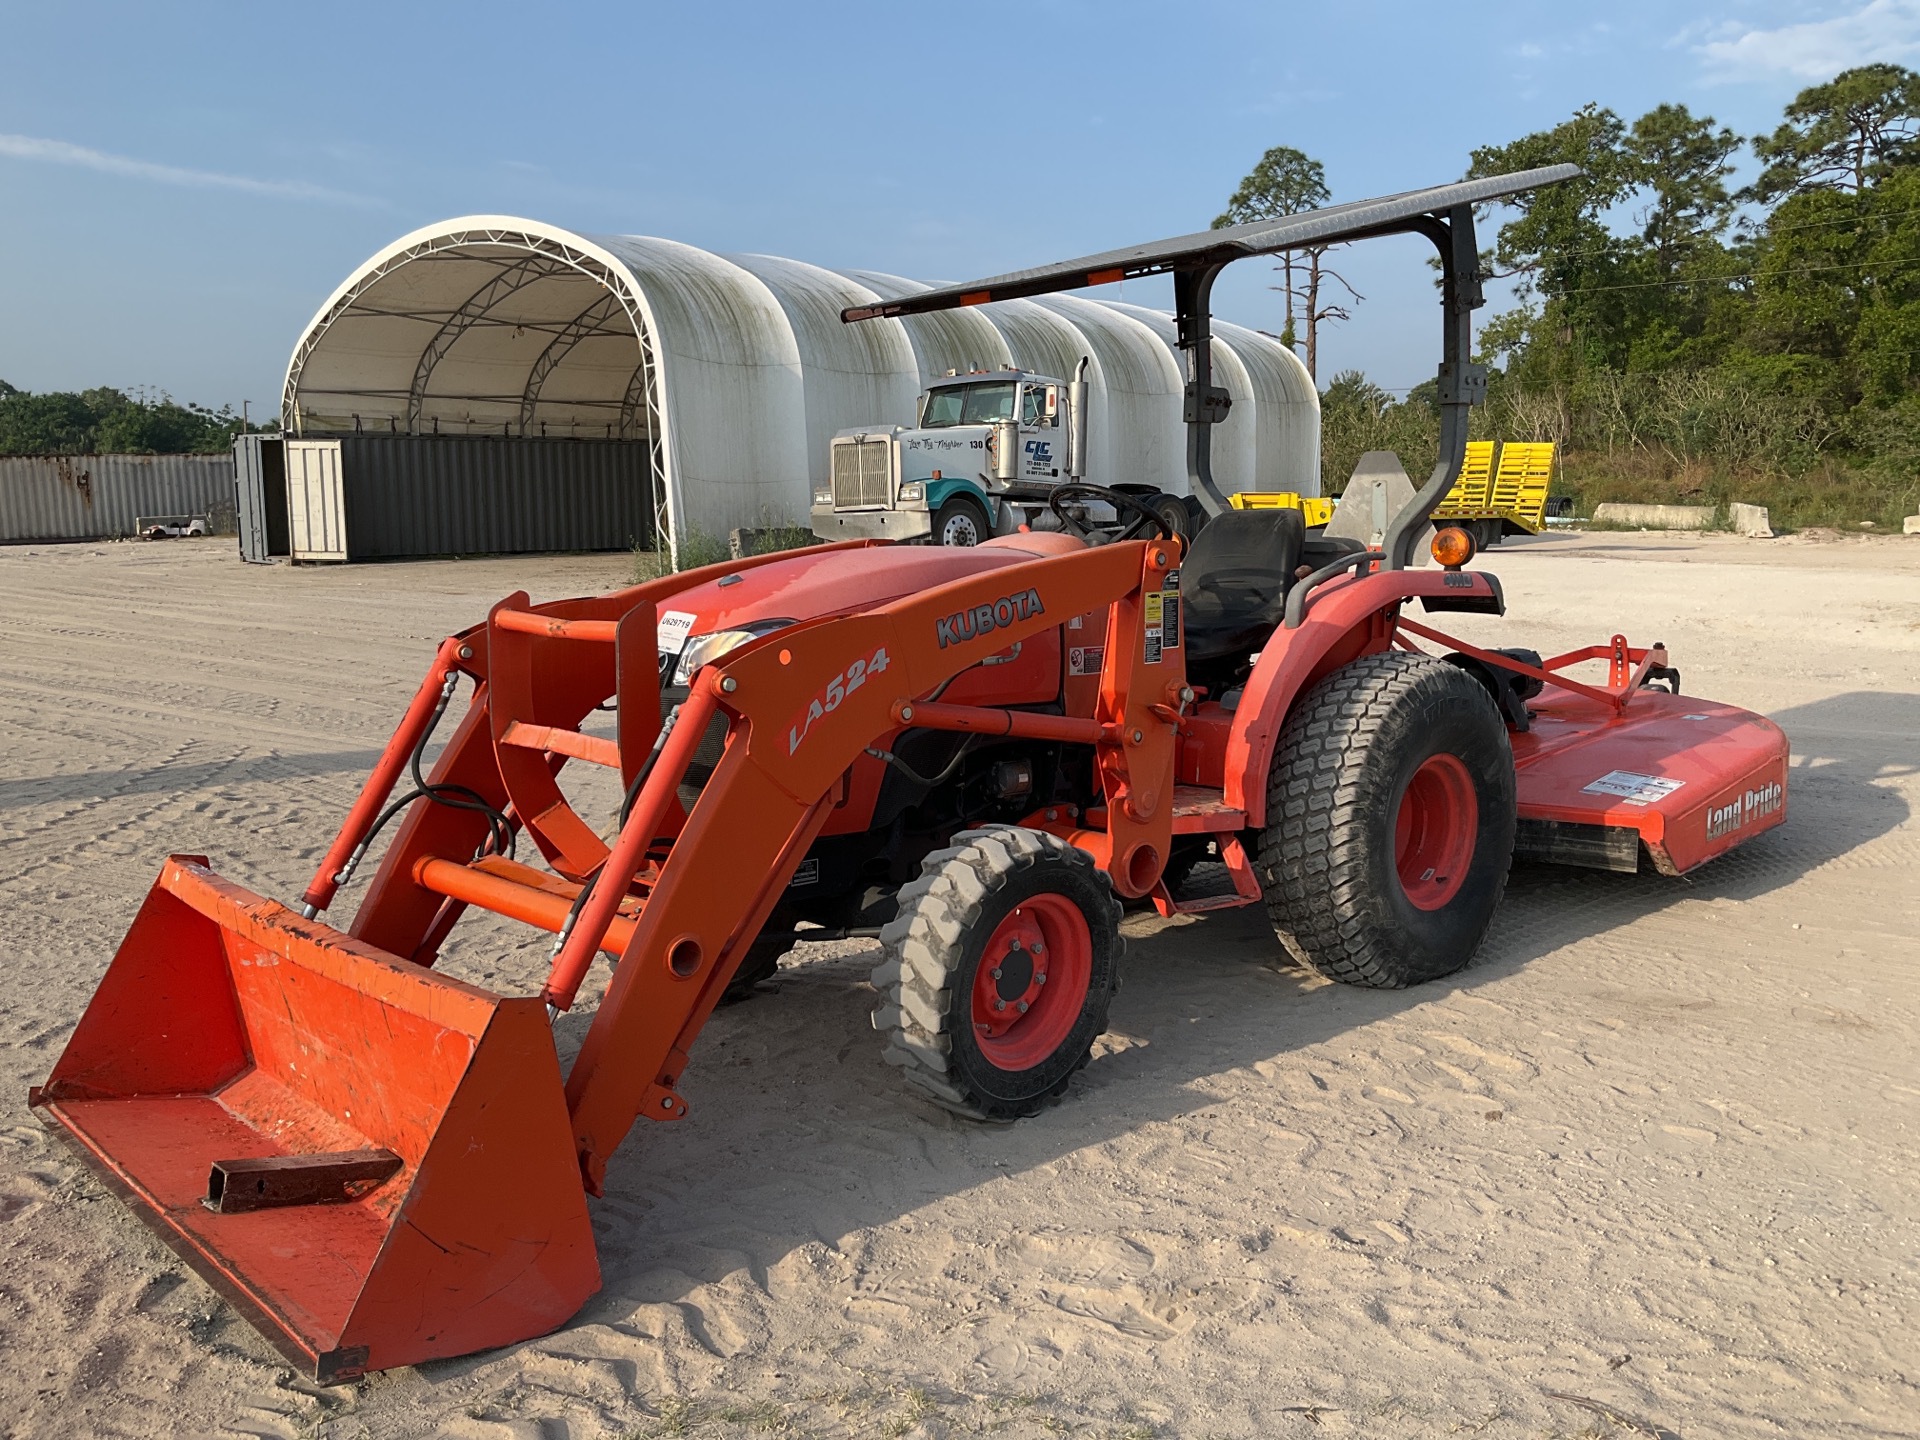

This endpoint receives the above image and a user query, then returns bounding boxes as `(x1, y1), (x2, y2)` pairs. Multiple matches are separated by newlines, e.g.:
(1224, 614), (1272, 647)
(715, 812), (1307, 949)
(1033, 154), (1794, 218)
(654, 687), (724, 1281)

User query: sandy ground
(0, 530), (1915, 1440)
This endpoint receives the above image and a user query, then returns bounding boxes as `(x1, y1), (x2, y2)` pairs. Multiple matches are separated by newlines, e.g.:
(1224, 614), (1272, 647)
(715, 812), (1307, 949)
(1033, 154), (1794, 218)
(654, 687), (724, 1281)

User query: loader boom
(554, 538), (1182, 1188)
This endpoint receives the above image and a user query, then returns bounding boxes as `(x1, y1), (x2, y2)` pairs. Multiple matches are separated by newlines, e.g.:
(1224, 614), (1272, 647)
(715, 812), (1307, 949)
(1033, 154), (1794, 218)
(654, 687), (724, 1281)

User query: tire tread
(1256, 651), (1513, 988)
(871, 825), (1123, 1119)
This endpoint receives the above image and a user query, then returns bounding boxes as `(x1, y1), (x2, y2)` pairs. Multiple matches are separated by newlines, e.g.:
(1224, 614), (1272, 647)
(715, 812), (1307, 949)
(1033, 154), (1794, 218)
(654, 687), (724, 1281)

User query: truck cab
(812, 369), (1071, 547)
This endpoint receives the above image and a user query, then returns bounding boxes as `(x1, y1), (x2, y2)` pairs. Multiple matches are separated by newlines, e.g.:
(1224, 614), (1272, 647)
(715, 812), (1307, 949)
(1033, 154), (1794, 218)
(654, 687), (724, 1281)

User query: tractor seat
(1179, 508), (1305, 664)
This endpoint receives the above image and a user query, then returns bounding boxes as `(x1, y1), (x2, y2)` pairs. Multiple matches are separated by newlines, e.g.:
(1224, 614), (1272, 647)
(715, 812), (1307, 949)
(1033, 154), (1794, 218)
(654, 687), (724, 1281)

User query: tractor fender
(1222, 568), (1505, 827)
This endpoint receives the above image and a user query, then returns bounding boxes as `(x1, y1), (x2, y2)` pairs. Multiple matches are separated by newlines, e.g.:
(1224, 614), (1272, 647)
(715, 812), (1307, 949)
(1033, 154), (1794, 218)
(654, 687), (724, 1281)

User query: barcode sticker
(656, 610), (697, 654)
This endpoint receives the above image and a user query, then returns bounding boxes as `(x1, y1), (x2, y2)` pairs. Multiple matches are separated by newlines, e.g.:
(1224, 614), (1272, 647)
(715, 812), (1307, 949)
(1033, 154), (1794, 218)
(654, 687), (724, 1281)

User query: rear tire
(871, 826), (1122, 1119)
(933, 495), (989, 547)
(1256, 652), (1515, 987)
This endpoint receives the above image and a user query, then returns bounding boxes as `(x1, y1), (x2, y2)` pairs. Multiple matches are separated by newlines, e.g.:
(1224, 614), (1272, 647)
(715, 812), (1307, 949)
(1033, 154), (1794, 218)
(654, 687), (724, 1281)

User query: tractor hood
(660, 534), (1086, 642)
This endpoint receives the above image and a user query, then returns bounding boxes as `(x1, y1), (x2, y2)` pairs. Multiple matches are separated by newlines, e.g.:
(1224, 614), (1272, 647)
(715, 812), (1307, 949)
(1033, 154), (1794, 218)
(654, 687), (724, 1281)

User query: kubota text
(936, 588), (1045, 649)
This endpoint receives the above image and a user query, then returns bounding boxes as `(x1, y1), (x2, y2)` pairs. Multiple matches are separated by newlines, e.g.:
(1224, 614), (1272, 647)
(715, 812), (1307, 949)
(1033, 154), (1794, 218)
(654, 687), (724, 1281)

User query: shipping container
(0, 454), (236, 544)
(275, 435), (653, 562)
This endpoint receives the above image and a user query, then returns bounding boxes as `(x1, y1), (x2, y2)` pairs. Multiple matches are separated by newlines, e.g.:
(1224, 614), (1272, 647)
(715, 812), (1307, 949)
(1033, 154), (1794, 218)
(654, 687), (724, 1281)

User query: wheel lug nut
(1032, 942), (1044, 954)
(994, 999), (1006, 1011)
(1036, 973), (1047, 984)
(1017, 1001), (1029, 1013)
(991, 967), (1002, 979)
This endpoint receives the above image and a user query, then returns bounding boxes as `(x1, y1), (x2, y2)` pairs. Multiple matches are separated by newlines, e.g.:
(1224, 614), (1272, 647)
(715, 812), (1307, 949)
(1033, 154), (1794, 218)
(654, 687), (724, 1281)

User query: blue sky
(3, 1), (1916, 414)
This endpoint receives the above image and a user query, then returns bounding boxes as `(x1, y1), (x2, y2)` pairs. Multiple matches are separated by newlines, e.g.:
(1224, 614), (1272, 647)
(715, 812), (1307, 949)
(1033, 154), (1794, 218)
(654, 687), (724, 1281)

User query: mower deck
(1513, 687), (1789, 875)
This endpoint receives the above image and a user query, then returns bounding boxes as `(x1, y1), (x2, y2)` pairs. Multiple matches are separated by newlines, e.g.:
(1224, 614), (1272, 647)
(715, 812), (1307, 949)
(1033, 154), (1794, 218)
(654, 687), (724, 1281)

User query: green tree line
(1227, 64), (1920, 528)
(0, 380), (267, 456)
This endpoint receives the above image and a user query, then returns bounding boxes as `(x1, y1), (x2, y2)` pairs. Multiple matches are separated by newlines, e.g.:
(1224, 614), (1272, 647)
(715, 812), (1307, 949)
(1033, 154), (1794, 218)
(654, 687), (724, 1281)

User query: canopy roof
(844, 166), (1583, 321)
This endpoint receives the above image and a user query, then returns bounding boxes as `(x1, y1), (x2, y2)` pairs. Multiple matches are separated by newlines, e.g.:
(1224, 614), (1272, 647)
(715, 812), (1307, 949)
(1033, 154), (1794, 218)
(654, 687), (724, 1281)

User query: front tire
(932, 495), (989, 547)
(871, 826), (1122, 1119)
(1257, 652), (1515, 987)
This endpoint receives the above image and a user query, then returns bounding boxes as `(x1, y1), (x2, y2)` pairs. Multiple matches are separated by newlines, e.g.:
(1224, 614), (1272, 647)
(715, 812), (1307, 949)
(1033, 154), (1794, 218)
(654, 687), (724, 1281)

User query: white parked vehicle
(138, 514), (210, 540)
(811, 363), (1193, 547)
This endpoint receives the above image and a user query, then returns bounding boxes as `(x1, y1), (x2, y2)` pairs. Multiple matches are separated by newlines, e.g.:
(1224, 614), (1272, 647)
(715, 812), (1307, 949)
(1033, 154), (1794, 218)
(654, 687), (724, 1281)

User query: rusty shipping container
(0, 454), (237, 543)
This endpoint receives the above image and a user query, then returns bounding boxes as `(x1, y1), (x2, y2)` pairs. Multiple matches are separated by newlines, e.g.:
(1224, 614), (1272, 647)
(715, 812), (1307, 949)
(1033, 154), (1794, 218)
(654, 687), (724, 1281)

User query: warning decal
(1143, 591), (1171, 664)
(1581, 770), (1686, 806)
(1068, 645), (1106, 677)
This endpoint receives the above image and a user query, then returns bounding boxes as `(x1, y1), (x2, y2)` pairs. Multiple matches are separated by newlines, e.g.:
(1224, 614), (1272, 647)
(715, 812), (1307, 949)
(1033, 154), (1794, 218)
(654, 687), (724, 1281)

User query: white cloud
(0, 133), (377, 206)
(1693, 1), (1920, 81)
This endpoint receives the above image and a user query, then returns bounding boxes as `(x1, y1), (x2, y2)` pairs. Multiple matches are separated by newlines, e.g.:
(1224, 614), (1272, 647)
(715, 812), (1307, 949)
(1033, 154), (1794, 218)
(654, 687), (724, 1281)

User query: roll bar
(841, 164), (1582, 579)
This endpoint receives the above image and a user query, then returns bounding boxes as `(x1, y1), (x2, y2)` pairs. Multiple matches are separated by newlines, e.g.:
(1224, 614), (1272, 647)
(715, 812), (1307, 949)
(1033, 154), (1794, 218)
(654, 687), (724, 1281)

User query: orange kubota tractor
(32, 166), (1788, 1381)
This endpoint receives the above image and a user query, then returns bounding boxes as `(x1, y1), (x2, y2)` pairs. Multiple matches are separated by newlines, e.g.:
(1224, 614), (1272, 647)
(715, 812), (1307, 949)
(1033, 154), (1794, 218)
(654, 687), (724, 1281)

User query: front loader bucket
(30, 856), (599, 1382)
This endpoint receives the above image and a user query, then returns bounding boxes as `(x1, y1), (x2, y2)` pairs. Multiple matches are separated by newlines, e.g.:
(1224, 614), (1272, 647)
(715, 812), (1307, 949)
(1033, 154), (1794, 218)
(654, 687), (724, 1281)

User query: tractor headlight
(671, 620), (795, 685)
(813, 486), (833, 505)
(898, 482), (925, 502)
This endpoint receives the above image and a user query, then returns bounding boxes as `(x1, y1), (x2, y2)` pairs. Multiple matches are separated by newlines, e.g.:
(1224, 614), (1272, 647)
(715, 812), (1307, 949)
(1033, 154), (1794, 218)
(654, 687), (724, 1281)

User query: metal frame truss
(282, 226), (672, 556)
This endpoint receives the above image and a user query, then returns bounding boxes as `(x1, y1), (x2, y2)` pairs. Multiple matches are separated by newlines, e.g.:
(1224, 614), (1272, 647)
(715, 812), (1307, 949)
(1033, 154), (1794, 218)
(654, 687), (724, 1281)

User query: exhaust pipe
(1068, 356), (1089, 483)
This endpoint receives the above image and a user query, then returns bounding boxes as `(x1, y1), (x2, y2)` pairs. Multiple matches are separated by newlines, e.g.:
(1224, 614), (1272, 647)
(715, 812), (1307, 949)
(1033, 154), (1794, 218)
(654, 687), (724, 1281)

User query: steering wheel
(1046, 482), (1176, 542)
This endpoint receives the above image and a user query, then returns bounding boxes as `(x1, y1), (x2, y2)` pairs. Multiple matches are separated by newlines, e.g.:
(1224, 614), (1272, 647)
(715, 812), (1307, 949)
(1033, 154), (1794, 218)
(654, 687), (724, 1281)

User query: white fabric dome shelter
(284, 217), (1321, 560)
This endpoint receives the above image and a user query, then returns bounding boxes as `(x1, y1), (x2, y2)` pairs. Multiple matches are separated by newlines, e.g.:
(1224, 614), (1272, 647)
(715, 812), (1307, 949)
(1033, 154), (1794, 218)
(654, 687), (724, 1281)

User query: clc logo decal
(1024, 440), (1053, 465)
(936, 588), (1045, 648)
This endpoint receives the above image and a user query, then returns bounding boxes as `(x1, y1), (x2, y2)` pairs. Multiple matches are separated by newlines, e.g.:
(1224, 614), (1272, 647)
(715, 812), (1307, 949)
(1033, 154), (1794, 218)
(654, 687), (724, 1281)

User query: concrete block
(1329, 451), (1433, 563)
(1905, 514), (1920, 535)
(1728, 502), (1774, 537)
(1591, 502), (1716, 531)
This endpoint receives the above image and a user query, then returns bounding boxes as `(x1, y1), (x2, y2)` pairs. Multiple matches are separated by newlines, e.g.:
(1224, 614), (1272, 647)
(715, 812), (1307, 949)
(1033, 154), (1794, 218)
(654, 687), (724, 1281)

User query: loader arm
(560, 537), (1182, 1189)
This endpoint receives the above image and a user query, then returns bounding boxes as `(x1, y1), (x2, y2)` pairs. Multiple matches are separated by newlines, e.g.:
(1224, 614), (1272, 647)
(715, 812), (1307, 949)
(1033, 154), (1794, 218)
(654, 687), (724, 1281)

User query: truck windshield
(921, 382), (1016, 428)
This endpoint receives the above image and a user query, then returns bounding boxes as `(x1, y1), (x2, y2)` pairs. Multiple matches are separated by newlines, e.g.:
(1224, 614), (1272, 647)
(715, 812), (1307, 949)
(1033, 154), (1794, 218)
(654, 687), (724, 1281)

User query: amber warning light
(1431, 526), (1476, 570)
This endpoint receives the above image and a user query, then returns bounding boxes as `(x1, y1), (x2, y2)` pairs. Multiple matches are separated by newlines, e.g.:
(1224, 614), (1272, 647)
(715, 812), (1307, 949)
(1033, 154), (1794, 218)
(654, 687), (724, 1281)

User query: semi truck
(810, 360), (1193, 546)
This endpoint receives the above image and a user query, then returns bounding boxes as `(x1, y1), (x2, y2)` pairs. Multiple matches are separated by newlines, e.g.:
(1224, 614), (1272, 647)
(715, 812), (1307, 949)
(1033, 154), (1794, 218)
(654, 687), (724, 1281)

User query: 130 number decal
(788, 646), (890, 754)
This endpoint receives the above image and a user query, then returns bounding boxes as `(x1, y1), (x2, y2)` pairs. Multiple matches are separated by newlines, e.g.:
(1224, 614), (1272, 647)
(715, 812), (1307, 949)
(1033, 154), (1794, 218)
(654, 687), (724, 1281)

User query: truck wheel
(1182, 494), (1211, 538)
(1256, 652), (1515, 987)
(871, 826), (1122, 1119)
(933, 495), (989, 547)
(1148, 492), (1192, 539)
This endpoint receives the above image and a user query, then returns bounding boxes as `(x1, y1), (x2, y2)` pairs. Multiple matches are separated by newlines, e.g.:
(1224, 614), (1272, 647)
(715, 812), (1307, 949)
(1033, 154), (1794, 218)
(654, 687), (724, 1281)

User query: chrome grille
(830, 438), (892, 508)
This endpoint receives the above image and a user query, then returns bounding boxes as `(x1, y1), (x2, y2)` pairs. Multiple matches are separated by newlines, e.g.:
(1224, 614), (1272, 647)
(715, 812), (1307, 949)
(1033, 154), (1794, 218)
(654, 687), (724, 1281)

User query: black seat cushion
(1302, 531), (1367, 567)
(1179, 508), (1305, 664)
